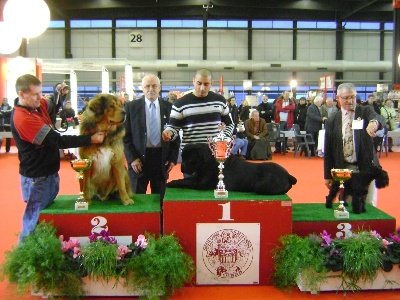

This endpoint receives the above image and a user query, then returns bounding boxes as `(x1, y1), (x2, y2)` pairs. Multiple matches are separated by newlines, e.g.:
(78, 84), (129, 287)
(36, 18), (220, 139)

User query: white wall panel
(384, 32), (393, 61)
(252, 31), (292, 60)
(28, 30), (65, 58)
(297, 31), (336, 61)
(344, 32), (380, 61)
(207, 30), (247, 60)
(71, 29), (112, 58)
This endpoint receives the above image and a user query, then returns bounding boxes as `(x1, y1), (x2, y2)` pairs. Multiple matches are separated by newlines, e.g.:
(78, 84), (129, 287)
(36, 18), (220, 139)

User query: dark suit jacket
(305, 103), (323, 133)
(123, 98), (180, 179)
(324, 105), (385, 179)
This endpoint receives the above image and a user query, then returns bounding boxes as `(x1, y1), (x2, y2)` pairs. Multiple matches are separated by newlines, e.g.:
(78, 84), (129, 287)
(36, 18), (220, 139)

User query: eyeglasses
(338, 95), (356, 100)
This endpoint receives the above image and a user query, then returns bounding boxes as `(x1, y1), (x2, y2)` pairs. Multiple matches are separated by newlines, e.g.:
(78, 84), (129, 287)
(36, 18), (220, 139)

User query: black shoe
(273, 150), (280, 154)
(389, 149), (393, 152)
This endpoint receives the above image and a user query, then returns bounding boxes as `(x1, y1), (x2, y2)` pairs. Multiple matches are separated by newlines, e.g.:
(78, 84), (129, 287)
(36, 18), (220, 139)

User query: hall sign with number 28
(129, 31), (143, 48)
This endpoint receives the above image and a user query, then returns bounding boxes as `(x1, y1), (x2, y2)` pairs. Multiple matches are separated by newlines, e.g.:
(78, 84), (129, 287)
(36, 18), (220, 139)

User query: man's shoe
(273, 150), (281, 154)
(389, 149), (393, 152)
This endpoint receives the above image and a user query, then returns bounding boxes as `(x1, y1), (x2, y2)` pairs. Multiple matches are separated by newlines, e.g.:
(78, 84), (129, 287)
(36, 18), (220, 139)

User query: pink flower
(73, 246), (81, 258)
(389, 233), (400, 243)
(59, 235), (81, 254)
(320, 230), (331, 246)
(370, 230), (382, 239)
(382, 239), (392, 248)
(116, 245), (132, 260)
(135, 234), (148, 249)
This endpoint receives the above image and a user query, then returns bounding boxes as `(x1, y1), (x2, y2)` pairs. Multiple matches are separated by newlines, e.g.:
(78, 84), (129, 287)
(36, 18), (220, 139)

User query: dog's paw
(121, 197), (134, 205)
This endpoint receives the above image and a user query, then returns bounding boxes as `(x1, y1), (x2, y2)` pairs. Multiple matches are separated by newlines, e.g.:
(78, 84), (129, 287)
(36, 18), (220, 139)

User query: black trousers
(136, 148), (166, 199)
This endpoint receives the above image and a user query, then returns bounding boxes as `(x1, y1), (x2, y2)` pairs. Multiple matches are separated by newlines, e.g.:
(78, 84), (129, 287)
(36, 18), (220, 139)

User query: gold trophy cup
(70, 158), (92, 210)
(207, 123), (233, 198)
(330, 168), (353, 219)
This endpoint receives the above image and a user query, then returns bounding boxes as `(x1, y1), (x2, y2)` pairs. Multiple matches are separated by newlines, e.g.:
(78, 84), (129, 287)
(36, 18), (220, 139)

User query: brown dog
(78, 94), (134, 205)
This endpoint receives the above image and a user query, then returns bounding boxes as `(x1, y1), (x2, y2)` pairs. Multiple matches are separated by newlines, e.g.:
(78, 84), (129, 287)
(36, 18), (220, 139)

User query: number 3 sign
(129, 31), (144, 48)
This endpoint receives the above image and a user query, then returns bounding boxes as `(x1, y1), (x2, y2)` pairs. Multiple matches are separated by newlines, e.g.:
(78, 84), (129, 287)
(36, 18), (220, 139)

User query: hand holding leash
(91, 132), (105, 144)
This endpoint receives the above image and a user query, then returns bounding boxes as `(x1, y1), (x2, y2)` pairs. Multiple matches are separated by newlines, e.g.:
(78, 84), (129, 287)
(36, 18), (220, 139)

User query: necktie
(343, 112), (353, 159)
(149, 102), (160, 147)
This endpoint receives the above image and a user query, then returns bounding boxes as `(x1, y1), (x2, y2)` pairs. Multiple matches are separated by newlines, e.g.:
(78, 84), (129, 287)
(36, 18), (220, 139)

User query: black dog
(325, 165), (389, 214)
(167, 143), (297, 195)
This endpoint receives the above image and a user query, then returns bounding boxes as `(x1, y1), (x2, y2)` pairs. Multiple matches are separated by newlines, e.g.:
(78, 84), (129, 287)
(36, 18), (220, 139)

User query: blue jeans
(20, 173), (59, 242)
(231, 138), (248, 156)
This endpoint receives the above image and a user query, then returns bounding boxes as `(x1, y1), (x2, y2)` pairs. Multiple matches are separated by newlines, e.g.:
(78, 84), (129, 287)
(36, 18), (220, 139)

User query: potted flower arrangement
(0, 221), (195, 299)
(272, 227), (400, 293)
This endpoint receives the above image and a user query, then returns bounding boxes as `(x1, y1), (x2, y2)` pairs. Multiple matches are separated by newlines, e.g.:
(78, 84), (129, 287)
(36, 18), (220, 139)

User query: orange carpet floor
(0, 145), (399, 299)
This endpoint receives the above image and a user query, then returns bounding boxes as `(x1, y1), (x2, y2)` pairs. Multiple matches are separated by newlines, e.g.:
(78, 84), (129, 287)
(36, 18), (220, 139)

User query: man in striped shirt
(162, 69), (234, 150)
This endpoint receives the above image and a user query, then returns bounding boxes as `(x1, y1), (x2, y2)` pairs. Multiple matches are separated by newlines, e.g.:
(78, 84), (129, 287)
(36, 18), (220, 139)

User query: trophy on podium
(70, 159), (92, 210)
(331, 168), (353, 219)
(207, 123), (233, 198)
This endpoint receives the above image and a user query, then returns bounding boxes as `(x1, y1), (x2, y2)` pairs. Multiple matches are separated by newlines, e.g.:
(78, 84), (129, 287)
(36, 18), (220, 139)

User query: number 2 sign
(129, 31), (144, 48)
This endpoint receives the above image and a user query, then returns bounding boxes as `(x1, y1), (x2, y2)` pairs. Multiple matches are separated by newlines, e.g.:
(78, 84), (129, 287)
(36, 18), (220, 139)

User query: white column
(69, 70), (78, 112)
(125, 64), (133, 100)
(102, 66), (109, 94)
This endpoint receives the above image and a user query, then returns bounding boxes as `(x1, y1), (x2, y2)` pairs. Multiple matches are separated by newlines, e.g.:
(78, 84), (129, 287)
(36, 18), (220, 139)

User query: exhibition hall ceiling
(45, 0), (392, 23)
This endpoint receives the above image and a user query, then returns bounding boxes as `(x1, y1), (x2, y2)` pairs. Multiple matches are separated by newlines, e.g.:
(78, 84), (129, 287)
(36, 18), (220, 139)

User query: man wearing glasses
(323, 83), (386, 212)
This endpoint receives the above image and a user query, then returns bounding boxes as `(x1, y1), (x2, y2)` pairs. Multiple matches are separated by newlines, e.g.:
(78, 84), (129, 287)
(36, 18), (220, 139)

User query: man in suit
(320, 97), (338, 120)
(305, 95), (327, 156)
(123, 74), (180, 199)
(324, 82), (386, 208)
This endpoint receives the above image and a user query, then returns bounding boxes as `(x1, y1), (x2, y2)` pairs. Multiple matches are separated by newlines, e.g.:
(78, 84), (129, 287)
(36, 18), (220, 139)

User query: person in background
(256, 94), (273, 123)
(11, 74), (105, 242)
(305, 96), (326, 156)
(123, 93), (130, 103)
(167, 93), (177, 104)
(1, 97), (12, 152)
(380, 99), (397, 152)
(162, 69), (233, 152)
(59, 100), (79, 128)
(362, 94), (381, 114)
(48, 82), (69, 126)
(123, 74), (180, 198)
(324, 82), (386, 209)
(78, 96), (90, 115)
(273, 91), (296, 153)
(294, 97), (308, 131)
(320, 97), (338, 120)
(245, 110), (272, 160)
(239, 99), (251, 123)
(230, 121), (248, 159)
(227, 96), (239, 124)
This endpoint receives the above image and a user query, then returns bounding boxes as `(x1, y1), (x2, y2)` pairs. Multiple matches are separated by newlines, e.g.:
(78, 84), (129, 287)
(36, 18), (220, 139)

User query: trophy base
(214, 189), (228, 198)
(75, 201), (89, 210)
(334, 210), (350, 219)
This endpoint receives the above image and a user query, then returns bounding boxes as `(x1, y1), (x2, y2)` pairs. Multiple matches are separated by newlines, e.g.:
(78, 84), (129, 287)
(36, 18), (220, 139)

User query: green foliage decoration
(124, 234), (195, 300)
(0, 222), (195, 300)
(272, 228), (400, 293)
(0, 221), (85, 299)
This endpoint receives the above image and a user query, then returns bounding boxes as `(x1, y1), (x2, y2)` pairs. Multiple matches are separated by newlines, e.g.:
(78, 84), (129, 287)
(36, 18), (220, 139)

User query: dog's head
(80, 94), (126, 135)
(181, 143), (216, 176)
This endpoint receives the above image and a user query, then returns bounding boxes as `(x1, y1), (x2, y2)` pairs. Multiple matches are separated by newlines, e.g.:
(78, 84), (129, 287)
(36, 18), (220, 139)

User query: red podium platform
(292, 203), (396, 238)
(39, 195), (161, 241)
(163, 188), (292, 286)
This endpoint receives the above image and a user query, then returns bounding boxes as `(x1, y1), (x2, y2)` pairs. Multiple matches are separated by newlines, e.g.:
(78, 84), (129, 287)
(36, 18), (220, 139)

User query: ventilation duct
(42, 59), (392, 73)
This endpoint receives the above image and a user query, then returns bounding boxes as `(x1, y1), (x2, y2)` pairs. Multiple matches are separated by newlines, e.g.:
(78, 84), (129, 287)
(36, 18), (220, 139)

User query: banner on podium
(196, 223), (260, 285)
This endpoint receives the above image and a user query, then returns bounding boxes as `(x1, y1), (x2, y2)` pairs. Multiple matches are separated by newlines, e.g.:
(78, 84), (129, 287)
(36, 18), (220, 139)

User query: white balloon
(4, 0), (50, 39)
(0, 22), (22, 54)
